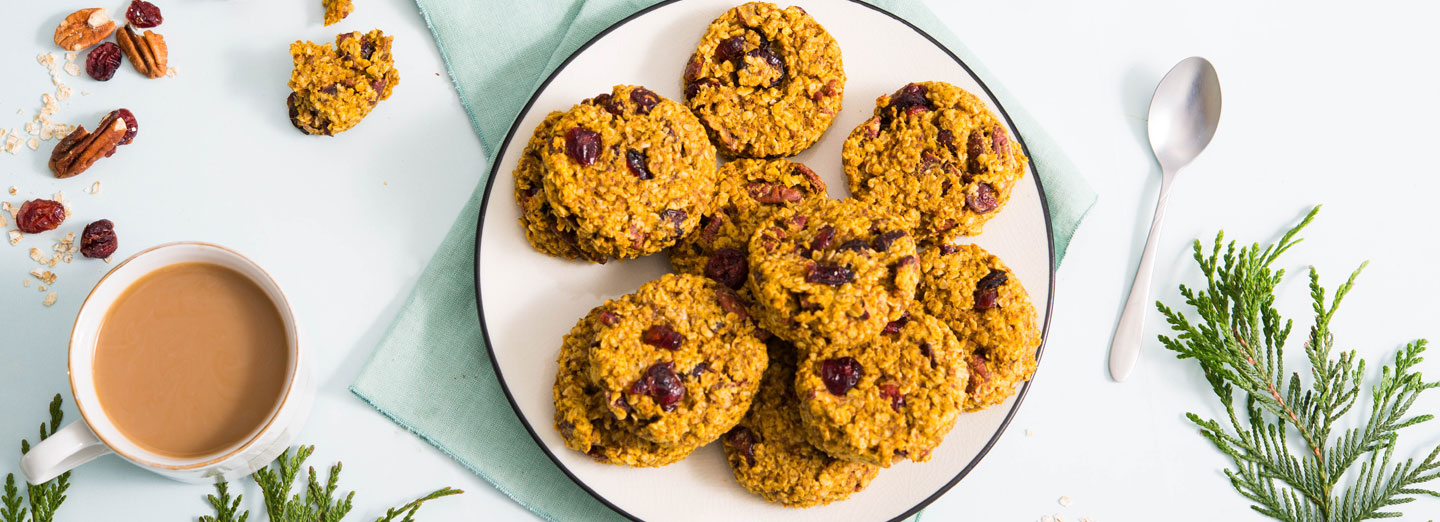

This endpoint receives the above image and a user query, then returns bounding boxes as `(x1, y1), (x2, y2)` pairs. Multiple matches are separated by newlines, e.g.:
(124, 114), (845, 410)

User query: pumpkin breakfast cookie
(746, 198), (919, 350)
(513, 112), (604, 262)
(287, 30), (399, 136)
(540, 86), (718, 260)
(794, 310), (969, 467)
(915, 243), (1039, 411)
(682, 2), (845, 158)
(722, 340), (879, 507)
(586, 274), (767, 448)
(669, 158), (828, 290)
(553, 309), (699, 467)
(843, 82), (1027, 242)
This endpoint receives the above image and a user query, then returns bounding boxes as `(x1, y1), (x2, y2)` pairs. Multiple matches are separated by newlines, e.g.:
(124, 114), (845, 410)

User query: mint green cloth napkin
(352, 1), (1097, 521)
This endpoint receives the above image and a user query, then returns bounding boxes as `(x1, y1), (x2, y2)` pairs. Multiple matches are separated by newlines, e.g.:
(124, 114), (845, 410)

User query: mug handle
(19, 421), (111, 484)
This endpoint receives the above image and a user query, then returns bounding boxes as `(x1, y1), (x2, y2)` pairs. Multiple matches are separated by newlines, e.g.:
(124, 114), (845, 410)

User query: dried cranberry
(565, 127), (600, 166)
(939, 244), (959, 255)
(641, 325), (685, 350)
(835, 239), (869, 253)
(918, 342), (935, 367)
(15, 200), (66, 234)
(630, 362), (685, 411)
(725, 426), (760, 466)
(887, 83), (932, 115)
(85, 43), (123, 81)
(805, 263), (853, 286)
(110, 109), (139, 145)
(599, 310), (620, 326)
(704, 247), (749, 289)
(872, 230), (906, 252)
(660, 209), (686, 237)
(820, 357), (863, 396)
(688, 362), (711, 379)
(810, 225), (835, 251)
(882, 313), (910, 335)
(625, 149), (652, 180)
(746, 45), (787, 88)
(966, 183), (999, 214)
(715, 35), (747, 63)
(629, 88), (659, 115)
(589, 92), (624, 116)
(682, 55), (702, 83)
(974, 269), (1009, 310)
(685, 78), (720, 101)
(80, 219), (118, 258)
(879, 382), (905, 411)
(937, 128), (956, 153)
(126, 0), (164, 28)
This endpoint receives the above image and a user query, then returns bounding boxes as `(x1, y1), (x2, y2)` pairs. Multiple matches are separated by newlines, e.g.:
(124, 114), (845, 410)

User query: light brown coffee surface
(94, 262), (290, 459)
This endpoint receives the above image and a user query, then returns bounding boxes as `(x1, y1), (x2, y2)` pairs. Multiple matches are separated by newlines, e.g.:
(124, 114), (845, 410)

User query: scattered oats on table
(42, 292), (56, 307)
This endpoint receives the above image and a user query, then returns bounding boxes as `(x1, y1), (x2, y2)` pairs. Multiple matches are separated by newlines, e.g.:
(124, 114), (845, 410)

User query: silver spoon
(1108, 57), (1222, 382)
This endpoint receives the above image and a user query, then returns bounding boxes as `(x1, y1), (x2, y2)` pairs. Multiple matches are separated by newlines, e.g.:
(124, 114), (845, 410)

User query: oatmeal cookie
(587, 274), (767, 447)
(746, 198), (919, 349)
(288, 30), (400, 136)
(682, 2), (845, 158)
(722, 340), (879, 507)
(553, 309), (699, 467)
(842, 82), (1027, 241)
(541, 86), (718, 260)
(795, 310), (968, 466)
(669, 158), (828, 289)
(513, 111), (604, 262)
(915, 244), (1040, 411)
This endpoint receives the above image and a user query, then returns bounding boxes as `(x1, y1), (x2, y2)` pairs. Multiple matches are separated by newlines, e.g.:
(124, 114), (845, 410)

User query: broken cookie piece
(323, 0), (353, 26)
(287, 29), (400, 136)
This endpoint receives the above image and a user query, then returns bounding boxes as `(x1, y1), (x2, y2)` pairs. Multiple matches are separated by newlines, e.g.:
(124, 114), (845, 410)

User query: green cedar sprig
(1157, 206), (1440, 521)
(2, 394), (71, 522)
(199, 482), (247, 522)
(202, 446), (461, 522)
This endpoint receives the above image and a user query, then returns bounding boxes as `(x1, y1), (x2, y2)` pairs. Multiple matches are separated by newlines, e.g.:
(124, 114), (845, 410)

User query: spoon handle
(1109, 170), (1177, 382)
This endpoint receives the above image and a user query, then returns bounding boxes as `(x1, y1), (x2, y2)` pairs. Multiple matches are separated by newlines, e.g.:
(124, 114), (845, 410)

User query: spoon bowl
(1147, 57), (1223, 172)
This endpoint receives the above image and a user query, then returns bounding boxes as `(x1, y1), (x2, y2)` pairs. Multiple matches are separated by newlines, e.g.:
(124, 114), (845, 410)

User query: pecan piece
(54, 8), (117, 52)
(115, 25), (168, 79)
(746, 182), (803, 204)
(49, 111), (128, 179)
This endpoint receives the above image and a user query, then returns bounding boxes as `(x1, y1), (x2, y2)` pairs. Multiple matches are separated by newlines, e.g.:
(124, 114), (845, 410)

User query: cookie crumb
(8, 230), (21, 245)
(1026, 429), (1035, 437)
(42, 292), (57, 307)
(1059, 496), (1071, 507)
(88, 181), (101, 194)
(1054, 515), (1065, 522)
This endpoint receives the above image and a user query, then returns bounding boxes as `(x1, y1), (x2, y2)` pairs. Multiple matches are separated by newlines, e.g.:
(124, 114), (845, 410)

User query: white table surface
(4, 1), (1439, 520)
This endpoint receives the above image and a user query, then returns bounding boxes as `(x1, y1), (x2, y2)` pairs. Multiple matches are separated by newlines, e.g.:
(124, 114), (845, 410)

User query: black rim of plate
(471, 1), (1057, 520)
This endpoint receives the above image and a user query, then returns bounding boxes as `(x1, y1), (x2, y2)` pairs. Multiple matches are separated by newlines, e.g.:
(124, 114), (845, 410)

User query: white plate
(474, 1), (1054, 520)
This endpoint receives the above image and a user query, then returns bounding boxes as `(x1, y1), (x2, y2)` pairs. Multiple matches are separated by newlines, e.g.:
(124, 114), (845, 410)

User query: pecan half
(115, 25), (167, 79)
(49, 112), (128, 179)
(54, 8), (117, 52)
(746, 182), (803, 204)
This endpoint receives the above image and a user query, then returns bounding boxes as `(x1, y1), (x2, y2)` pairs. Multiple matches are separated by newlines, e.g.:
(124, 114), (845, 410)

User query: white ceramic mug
(20, 242), (312, 484)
